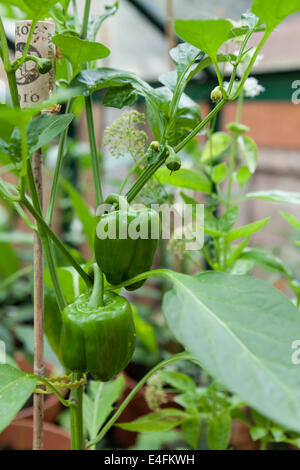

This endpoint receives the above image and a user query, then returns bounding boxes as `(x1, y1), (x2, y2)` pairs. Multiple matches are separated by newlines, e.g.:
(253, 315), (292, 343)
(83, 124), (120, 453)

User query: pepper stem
(88, 264), (104, 308)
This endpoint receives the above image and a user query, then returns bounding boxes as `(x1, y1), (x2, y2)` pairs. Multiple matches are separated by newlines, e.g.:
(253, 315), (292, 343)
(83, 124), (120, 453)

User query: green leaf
(0, 364), (37, 433)
(31, 113), (74, 152)
(170, 43), (202, 77)
(159, 370), (196, 392)
(174, 19), (233, 60)
(70, 68), (160, 108)
(132, 306), (158, 354)
(52, 35), (110, 74)
(44, 265), (86, 305)
(211, 162), (227, 184)
(226, 217), (270, 242)
(84, 375), (125, 441)
(281, 212), (300, 231)
(156, 167), (211, 194)
(181, 415), (200, 449)
(251, 0), (300, 31)
(236, 166), (252, 186)
(60, 177), (97, 249)
(207, 410), (231, 450)
(87, 2), (119, 42)
(2, 0), (60, 17)
(237, 136), (257, 174)
(239, 248), (292, 278)
(250, 425), (268, 441)
(116, 408), (189, 432)
(218, 206), (239, 233)
(0, 242), (19, 277)
(245, 190), (300, 204)
(0, 231), (33, 244)
(201, 132), (230, 162)
(162, 270), (300, 432)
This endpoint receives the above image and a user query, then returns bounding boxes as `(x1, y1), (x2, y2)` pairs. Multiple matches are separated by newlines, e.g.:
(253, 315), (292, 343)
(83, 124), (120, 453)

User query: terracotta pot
(14, 352), (66, 423)
(0, 419), (71, 450)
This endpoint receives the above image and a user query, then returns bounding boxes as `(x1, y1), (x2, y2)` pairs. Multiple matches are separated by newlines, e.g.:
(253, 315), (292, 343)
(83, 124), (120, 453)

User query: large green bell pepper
(94, 194), (160, 290)
(60, 264), (136, 380)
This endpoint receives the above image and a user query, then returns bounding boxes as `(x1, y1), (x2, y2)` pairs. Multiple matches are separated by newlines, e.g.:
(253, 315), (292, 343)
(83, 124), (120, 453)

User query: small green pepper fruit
(36, 58), (52, 74)
(165, 145), (181, 172)
(95, 194), (160, 290)
(60, 264), (136, 381)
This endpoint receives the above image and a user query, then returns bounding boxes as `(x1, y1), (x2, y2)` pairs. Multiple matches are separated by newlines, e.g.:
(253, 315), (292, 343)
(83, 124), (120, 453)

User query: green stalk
(86, 352), (195, 448)
(226, 135), (237, 208)
(85, 95), (103, 206)
(26, 160), (66, 311)
(118, 153), (148, 195)
(46, 99), (73, 225)
(88, 264), (104, 307)
(81, 0), (91, 38)
(70, 372), (84, 450)
(126, 100), (225, 203)
(23, 196), (92, 288)
(230, 31), (271, 101)
(7, 70), (20, 108)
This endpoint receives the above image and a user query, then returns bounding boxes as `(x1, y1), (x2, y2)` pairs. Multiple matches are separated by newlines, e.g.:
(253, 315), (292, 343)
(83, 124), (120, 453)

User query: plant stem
(226, 135), (237, 208)
(88, 264), (104, 307)
(46, 99), (73, 225)
(81, 0), (91, 38)
(7, 70), (20, 107)
(119, 153), (148, 195)
(86, 352), (195, 448)
(70, 372), (84, 450)
(0, 16), (11, 70)
(230, 31), (271, 101)
(35, 377), (71, 407)
(26, 160), (67, 311)
(174, 99), (225, 153)
(23, 196), (92, 288)
(125, 100), (225, 203)
(85, 95), (103, 206)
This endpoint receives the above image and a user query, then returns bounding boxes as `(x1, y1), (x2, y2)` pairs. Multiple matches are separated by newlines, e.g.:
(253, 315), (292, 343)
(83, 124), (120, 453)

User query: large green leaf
(174, 19), (233, 60)
(31, 113), (74, 151)
(116, 408), (189, 432)
(207, 410), (231, 450)
(2, 0), (60, 17)
(83, 375), (125, 442)
(156, 167), (211, 194)
(60, 177), (97, 249)
(239, 248), (292, 278)
(70, 68), (160, 108)
(237, 136), (258, 174)
(226, 217), (270, 242)
(0, 364), (37, 433)
(52, 35), (110, 75)
(87, 2), (119, 42)
(251, 0), (300, 31)
(281, 212), (300, 231)
(162, 270), (300, 432)
(245, 190), (300, 204)
(201, 132), (231, 162)
(170, 43), (202, 78)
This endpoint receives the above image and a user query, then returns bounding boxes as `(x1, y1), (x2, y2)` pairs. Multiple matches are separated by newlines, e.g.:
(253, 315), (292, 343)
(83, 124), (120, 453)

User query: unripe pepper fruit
(94, 194), (160, 290)
(60, 264), (136, 381)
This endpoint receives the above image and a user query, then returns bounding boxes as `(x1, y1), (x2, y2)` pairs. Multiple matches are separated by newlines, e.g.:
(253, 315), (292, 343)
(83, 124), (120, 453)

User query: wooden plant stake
(15, 19), (56, 450)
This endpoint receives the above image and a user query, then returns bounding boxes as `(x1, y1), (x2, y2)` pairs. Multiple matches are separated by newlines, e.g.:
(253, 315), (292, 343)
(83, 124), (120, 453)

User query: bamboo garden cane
(15, 19), (56, 450)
